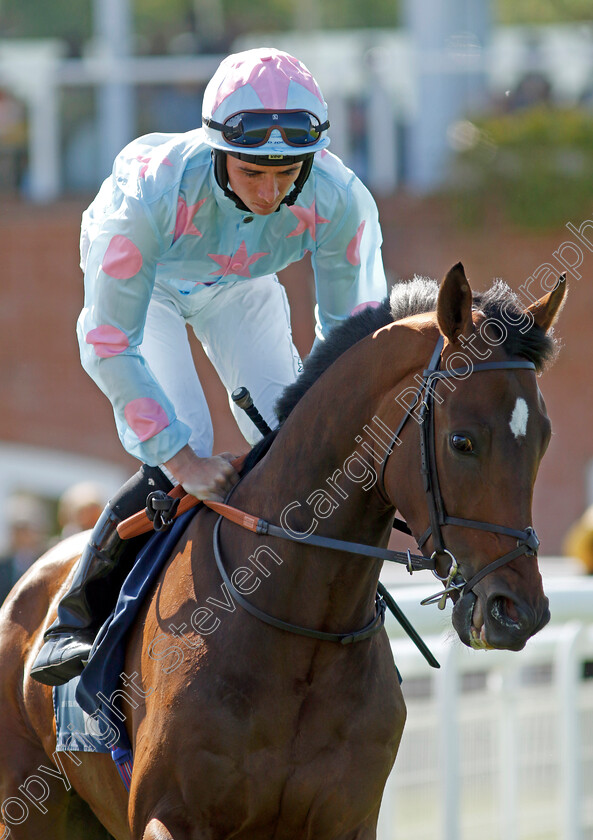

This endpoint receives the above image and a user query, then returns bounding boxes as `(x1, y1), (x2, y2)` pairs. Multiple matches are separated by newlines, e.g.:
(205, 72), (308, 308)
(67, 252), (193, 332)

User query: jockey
(31, 46), (388, 686)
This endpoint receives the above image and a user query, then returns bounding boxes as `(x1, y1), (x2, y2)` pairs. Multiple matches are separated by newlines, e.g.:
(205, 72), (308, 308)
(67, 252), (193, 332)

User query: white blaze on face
(510, 397), (529, 440)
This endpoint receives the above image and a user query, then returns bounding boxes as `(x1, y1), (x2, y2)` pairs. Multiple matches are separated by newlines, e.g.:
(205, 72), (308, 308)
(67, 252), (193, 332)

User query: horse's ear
(437, 262), (473, 344)
(525, 274), (567, 333)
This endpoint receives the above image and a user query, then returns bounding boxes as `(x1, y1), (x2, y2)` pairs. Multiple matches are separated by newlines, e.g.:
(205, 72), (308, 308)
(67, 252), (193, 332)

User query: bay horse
(0, 264), (565, 839)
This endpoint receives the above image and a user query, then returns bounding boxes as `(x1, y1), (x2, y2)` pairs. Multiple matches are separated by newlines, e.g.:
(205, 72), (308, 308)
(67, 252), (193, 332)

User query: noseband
(378, 335), (540, 609)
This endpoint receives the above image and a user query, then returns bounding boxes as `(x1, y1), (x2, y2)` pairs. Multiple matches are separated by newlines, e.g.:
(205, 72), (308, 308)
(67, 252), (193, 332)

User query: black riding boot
(31, 464), (172, 686)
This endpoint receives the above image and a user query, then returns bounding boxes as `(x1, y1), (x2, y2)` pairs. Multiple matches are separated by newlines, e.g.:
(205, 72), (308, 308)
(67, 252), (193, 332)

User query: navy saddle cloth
(71, 506), (199, 752)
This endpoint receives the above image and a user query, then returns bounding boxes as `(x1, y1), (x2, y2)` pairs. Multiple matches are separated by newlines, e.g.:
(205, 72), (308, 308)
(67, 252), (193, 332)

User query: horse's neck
(234, 321), (432, 552)
(218, 323), (432, 633)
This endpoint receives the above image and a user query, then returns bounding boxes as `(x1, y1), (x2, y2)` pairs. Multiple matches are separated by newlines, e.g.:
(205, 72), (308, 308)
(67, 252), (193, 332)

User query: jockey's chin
(249, 200), (283, 215)
(226, 156), (303, 217)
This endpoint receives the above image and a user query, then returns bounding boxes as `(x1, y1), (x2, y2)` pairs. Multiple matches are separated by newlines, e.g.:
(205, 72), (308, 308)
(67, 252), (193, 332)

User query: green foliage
(312, 0), (398, 29)
(496, 0), (593, 25)
(448, 106), (593, 231)
(0, 0), (92, 50)
(2, 0), (592, 53)
(2, 0), (399, 55)
(134, 0), (398, 36)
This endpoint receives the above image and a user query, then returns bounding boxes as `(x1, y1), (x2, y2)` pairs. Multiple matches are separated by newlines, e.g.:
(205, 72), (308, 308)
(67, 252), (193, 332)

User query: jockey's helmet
(202, 47), (330, 208)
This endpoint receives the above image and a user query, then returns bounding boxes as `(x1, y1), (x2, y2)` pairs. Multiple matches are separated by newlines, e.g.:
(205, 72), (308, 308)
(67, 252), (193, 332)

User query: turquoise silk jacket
(78, 129), (388, 464)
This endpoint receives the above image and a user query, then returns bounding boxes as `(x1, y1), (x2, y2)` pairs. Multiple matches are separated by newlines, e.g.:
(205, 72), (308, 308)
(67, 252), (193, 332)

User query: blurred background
(2, 0), (593, 556)
(2, 3), (593, 835)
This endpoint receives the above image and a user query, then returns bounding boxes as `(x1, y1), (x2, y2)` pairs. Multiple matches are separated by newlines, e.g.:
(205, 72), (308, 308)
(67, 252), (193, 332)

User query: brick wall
(1, 196), (589, 553)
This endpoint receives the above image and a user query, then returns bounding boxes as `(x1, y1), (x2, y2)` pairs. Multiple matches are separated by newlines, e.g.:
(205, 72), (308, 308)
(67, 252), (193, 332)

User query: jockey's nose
(258, 175), (280, 202)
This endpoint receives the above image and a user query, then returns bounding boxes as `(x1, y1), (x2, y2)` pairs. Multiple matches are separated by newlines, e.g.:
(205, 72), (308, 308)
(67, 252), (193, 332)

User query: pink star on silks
(137, 155), (173, 179)
(286, 200), (330, 241)
(346, 221), (366, 267)
(212, 52), (325, 113)
(208, 241), (269, 278)
(172, 197), (206, 242)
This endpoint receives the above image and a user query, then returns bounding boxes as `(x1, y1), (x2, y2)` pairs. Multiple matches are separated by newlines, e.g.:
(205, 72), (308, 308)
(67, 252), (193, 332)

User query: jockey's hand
(164, 445), (240, 502)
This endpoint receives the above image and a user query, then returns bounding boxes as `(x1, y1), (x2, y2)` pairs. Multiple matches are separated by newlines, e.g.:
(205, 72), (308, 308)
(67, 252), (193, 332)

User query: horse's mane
(277, 276), (556, 421)
(240, 276), (557, 474)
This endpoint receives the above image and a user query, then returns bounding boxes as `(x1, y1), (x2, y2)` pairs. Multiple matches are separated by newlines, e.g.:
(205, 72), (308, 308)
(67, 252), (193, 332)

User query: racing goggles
(204, 110), (330, 148)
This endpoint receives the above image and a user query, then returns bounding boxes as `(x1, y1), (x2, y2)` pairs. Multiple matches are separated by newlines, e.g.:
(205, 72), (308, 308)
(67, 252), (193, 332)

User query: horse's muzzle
(451, 589), (551, 652)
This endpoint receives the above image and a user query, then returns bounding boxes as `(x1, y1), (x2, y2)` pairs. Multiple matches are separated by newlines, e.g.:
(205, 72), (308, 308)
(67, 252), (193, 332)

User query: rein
(209, 489), (439, 664)
(118, 488), (439, 663)
(212, 516), (387, 646)
(117, 334), (541, 664)
(119, 491), (435, 573)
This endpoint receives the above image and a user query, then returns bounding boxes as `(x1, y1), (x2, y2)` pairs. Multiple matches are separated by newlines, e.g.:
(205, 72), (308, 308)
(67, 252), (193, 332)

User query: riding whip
(232, 386), (274, 436)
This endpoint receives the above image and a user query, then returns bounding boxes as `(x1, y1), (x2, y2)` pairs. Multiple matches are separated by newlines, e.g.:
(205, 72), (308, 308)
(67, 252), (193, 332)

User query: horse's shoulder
(131, 510), (216, 652)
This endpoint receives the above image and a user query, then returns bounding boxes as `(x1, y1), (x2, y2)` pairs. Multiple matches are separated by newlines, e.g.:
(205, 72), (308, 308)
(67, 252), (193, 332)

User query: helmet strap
(283, 154), (314, 206)
(212, 149), (250, 211)
(211, 150), (315, 212)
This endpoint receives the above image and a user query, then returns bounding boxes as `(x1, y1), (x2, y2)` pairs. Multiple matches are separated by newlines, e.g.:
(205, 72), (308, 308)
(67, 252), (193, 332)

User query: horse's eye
(450, 434), (473, 453)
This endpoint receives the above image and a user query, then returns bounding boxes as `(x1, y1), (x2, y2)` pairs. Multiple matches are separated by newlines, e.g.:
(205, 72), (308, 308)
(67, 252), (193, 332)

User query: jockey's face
(226, 156), (303, 215)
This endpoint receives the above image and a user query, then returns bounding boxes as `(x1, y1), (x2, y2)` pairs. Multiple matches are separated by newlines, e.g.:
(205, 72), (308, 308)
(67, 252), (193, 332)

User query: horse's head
(384, 263), (565, 652)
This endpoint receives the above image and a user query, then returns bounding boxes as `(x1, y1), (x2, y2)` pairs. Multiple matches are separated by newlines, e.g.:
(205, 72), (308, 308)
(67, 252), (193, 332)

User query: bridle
(204, 334), (540, 660)
(378, 335), (540, 609)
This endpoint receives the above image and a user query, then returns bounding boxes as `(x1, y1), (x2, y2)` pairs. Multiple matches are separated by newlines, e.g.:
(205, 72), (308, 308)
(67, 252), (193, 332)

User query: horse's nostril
(490, 596), (521, 628)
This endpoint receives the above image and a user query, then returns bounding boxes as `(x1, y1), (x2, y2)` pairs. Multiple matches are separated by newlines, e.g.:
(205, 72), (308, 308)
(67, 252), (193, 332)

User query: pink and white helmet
(202, 47), (330, 158)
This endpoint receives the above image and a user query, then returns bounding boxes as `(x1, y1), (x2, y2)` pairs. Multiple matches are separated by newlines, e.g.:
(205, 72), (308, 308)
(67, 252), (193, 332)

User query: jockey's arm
(312, 173), (387, 341)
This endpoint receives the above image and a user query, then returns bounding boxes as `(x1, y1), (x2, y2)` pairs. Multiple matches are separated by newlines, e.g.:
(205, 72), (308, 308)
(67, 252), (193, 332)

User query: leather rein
(118, 335), (541, 665)
(209, 335), (540, 648)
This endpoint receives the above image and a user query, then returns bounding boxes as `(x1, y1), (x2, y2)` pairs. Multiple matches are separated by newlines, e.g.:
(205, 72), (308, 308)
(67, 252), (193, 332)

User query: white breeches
(140, 275), (302, 457)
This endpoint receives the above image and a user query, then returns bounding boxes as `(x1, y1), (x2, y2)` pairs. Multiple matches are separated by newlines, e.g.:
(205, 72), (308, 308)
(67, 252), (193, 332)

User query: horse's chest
(203, 673), (403, 836)
(138, 604), (404, 837)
